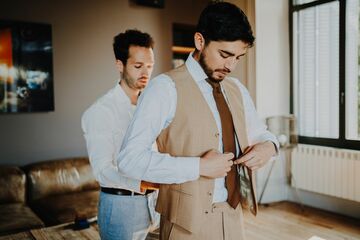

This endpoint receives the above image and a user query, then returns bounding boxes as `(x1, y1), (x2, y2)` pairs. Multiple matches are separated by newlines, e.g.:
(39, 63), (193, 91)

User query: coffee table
(0, 222), (99, 240)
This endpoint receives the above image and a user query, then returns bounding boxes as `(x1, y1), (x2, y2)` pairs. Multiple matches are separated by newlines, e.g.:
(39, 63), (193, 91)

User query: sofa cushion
(0, 203), (44, 236)
(30, 190), (99, 225)
(25, 157), (99, 202)
(0, 166), (26, 204)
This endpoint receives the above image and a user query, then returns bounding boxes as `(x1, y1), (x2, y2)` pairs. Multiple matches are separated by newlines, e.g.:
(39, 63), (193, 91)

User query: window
(290, 0), (360, 149)
(346, 0), (360, 140)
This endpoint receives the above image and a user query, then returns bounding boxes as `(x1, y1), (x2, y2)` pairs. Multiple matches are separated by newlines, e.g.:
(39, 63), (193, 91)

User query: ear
(194, 32), (205, 51)
(115, 60), (124, 73)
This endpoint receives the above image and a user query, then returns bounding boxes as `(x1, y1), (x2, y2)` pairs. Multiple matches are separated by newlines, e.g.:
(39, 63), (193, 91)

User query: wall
(0, 0), (209, 165)
(255, 0), (290, 119)
(253, 0), (290, 204)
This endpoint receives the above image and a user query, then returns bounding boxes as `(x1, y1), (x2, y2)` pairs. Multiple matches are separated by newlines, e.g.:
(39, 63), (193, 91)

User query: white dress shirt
(82, 82), (143, 191)
(118, 54), (279, 202)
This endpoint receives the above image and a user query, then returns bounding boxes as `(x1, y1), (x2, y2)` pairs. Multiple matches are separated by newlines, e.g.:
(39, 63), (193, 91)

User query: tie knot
(206, 78), (222, 93)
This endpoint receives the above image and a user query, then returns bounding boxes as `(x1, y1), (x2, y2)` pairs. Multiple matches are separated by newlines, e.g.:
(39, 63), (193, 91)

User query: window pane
(293, 2), (339, 138)
(346, 0), (360, 140)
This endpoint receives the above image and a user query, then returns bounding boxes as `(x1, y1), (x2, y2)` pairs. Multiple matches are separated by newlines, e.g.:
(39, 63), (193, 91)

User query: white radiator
(291, 144), (360, 202)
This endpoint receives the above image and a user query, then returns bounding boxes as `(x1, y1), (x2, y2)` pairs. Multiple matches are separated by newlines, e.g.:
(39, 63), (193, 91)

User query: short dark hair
(113, 29), (154, 65)
(196, 2), (255, 47)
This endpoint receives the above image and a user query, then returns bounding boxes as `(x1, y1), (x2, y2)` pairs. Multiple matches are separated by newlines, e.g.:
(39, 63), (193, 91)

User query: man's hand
(234, 141), (276, 171)
(199, 149), (234, 178)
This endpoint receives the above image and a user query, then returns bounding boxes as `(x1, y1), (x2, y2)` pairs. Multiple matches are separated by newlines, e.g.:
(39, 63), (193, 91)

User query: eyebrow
(133, 61), (154, 64)
(220, 50), (235, 56)
(220, 50), (246, 58)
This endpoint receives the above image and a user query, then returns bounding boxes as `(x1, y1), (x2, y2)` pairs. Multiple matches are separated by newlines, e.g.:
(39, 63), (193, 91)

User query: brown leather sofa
(24, 157), (100, 226)
(0, 166), (44, 236)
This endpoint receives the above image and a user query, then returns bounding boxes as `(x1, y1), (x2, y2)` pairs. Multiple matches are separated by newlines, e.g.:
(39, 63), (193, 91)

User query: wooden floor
(243, 202), (360, 240)
(147, 201), (360, 240)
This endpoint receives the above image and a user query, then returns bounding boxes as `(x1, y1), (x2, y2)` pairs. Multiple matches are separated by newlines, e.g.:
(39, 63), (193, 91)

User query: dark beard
(198, 52), (230, 82)
(123, 72), (144, 90)
(198, 52), (216, 81)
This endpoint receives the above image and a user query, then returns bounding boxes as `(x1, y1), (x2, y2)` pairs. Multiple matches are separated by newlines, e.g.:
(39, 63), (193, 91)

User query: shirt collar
(185, 52), (208, 83)
(114, 79), (132, 105)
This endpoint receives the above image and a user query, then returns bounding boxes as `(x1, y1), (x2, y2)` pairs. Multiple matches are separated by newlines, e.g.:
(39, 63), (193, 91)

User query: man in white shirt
(81, 29), (158, 240)
(118, 2), (279, 240)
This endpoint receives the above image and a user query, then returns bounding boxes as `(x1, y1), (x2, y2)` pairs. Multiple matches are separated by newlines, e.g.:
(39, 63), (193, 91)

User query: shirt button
(215, 133), (219, 137)
(208, 192), (212, 196)
(205, 210), (209, 214)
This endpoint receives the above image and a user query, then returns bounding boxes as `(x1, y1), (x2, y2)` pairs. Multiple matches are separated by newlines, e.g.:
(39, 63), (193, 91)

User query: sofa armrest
(0, 166), (26, 204)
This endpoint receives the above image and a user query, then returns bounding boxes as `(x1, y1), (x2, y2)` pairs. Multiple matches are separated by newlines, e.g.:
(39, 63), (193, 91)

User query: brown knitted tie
(206, 79), (241, 209)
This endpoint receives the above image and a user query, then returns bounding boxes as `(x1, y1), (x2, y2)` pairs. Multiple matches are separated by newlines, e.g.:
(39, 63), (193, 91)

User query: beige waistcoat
(155, 65), (257, 234)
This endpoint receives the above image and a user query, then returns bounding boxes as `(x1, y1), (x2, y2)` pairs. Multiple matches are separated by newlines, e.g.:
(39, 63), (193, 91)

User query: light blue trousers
(98, 191), (151, 240)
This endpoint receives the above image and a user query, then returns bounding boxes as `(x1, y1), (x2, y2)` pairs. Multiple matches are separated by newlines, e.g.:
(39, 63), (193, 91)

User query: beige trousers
(160, 202), (246, 240)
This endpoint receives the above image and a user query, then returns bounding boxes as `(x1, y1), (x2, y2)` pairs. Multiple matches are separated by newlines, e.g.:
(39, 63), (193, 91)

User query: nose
(224, 57), (238, 72)
(141, 66), (152, 78)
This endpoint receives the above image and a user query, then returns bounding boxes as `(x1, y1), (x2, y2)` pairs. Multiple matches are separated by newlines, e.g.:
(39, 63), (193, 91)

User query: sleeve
(81, 106), (118, 182)
(117, 75), (200, 184)
(236, 80), (280, 155)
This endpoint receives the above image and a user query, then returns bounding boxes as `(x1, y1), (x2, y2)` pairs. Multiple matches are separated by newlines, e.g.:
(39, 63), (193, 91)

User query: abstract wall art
(0, 20), (54, 113)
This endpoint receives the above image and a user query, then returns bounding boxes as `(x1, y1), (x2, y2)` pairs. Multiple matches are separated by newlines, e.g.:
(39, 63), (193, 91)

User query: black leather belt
(101, 187), (155, 196)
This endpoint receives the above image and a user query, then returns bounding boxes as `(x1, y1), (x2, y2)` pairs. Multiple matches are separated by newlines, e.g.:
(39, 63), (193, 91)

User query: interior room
(0, 0), (359, 239)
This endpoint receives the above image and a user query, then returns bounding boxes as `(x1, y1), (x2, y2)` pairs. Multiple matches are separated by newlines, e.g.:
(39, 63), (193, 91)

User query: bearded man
(118, 3), (279, 240)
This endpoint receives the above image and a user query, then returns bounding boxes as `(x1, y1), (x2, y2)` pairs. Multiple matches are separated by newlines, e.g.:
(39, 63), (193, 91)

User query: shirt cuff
(255, 133), (280, 157)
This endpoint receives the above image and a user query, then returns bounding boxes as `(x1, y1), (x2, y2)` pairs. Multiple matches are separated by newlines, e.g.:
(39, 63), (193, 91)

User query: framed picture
(0, 20), (54, 113)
